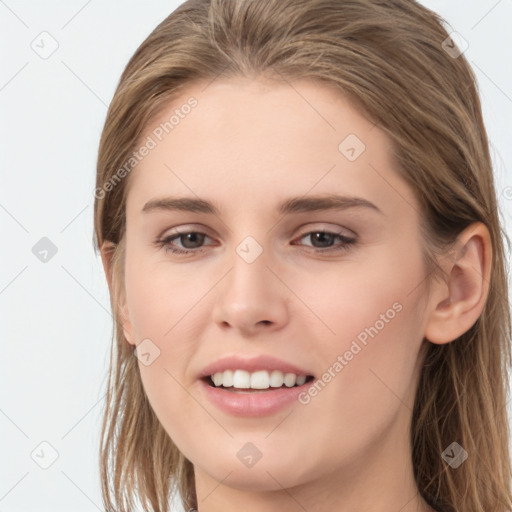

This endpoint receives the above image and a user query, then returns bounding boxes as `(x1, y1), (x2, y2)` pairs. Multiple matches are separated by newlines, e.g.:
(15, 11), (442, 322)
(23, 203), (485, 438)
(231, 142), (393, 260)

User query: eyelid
(158, 224), (213, 238)
(294, 223), (356, 239)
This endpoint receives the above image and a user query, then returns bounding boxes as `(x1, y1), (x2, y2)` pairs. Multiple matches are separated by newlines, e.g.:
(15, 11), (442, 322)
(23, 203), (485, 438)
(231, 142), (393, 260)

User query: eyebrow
(141, 194), (383, 216)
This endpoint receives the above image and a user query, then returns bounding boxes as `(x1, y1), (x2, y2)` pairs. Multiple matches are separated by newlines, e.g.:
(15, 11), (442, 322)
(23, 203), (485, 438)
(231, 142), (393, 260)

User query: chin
(190, 443), (317, 492)
(208, 465), (309, 492)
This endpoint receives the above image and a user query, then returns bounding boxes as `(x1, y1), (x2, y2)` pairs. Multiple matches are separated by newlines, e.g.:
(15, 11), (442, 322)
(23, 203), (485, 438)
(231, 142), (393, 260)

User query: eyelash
(155, 229), (357, 255)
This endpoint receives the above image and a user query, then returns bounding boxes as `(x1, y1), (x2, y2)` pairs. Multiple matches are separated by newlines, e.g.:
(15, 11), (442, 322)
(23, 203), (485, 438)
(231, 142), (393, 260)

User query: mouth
(198, 366), (317, 416)
(201, 370), (315, 393)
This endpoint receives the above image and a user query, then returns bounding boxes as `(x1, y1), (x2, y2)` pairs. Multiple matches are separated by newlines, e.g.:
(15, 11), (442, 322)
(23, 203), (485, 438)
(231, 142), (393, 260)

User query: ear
(100, 240), (136, 346)
(424, 222), (492, 344)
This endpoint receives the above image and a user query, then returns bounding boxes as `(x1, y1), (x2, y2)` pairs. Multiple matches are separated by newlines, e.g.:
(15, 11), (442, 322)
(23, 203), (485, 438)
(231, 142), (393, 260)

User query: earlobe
(100, 240), (136, 346)
(424, 222), (492, 345)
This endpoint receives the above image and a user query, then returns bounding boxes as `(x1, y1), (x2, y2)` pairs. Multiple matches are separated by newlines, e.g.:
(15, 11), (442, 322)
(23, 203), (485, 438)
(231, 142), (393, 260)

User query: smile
(205, 369), (314, 390)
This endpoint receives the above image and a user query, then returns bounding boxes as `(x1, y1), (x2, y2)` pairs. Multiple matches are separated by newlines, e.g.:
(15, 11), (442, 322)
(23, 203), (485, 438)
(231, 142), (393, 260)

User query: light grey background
(1, 1), (511, 511)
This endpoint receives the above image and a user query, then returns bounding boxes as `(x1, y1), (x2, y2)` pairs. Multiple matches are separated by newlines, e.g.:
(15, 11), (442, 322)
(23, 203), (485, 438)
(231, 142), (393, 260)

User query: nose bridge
(212, 232), (289, 333)
(225, 234), (274, 307)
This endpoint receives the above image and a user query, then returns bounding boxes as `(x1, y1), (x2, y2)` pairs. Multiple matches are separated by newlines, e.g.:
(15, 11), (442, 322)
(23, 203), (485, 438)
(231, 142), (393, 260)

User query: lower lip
(199, 378), (311, 417)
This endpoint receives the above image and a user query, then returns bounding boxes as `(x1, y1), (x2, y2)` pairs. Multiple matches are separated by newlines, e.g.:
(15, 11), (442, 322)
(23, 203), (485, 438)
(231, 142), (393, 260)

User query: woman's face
(118, 77), (433, 498)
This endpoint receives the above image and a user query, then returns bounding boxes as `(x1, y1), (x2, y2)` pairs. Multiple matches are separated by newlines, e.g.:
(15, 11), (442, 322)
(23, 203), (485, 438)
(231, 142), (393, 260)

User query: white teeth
(209, 369), (310, 389)
(269, 370), (284, 387)
(233, 369), (251, 388)
(212, 373), (223, 387)
(283, 373), (297, 387)
(222, 369), (233, 387)
(250, 370), (269, 389)
(296, 375), (307, 386)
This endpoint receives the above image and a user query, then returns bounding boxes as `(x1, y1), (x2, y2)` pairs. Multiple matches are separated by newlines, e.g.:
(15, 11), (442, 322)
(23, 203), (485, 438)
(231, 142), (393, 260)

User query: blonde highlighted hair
(93, 1), (512, 510)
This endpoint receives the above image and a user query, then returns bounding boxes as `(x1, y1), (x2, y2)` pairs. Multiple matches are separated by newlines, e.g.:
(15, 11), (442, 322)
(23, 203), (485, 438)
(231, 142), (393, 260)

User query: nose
(211, 244), (290, 336)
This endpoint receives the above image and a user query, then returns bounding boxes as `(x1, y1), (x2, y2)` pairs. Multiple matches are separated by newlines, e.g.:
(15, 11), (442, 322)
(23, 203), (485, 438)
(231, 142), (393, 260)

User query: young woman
(93, 1), (512, 511)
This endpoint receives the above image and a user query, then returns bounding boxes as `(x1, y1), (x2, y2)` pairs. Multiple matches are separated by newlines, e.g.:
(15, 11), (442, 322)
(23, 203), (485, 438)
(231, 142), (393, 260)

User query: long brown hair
(93, 1), (512, 510)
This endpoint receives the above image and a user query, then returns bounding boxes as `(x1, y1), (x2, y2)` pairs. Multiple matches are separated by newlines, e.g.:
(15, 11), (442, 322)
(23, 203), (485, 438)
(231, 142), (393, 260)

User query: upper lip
(198, 354), (314, 379)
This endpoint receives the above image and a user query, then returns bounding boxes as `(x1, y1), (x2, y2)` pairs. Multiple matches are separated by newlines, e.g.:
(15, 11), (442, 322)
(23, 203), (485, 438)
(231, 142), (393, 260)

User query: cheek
(123, 249), (206, 410)
(123, 248), (201, 341)
(297, 243), (424, 342)
(295, 241), (426, 400)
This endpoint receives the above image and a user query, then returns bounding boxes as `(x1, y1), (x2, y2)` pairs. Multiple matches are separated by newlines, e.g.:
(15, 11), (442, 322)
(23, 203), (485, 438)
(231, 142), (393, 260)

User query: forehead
(125, 77), (418, 222)
(144, 76), (378, 152)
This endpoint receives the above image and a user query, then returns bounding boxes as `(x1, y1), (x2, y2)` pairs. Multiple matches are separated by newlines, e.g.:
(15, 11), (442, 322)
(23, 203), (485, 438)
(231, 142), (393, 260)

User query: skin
(101, 76), (491, 512)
